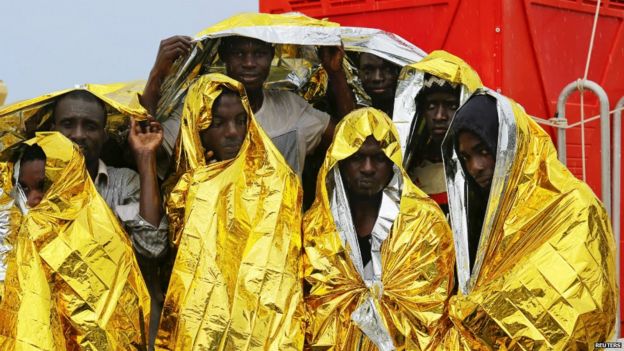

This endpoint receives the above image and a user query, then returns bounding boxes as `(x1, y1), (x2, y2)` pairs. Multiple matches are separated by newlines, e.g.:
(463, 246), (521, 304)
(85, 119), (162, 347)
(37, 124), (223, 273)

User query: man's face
(19, 159), (46, 208)
(200, 93), (247, 162)
(51, 97), (107, 166)
(221, 37), (274, 92)
(423, 91), (459, 144)
(358, 53), (399, 103)
(458, 130), (495, 190)
(339, 136), (394, 198)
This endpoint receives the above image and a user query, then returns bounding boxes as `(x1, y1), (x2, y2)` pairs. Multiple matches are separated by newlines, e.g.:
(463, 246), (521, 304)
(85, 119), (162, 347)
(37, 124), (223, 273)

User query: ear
(269, 46), (276, 60)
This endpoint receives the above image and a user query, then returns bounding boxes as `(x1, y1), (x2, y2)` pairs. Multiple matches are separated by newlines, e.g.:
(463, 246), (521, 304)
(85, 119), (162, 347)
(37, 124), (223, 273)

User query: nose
(433, 105), (448, 121)
(69, 124), (86, 143)
(468, 156), (486, 177)
(360, 157), (376, 175)
(241, 53), (256, 68)
(223, 121), (241, 139)
(27, 190), (43, 208)
(371, 68), (383, 82)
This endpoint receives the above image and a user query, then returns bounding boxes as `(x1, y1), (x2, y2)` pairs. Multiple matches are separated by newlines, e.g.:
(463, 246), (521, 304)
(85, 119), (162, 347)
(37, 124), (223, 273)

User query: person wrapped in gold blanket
(303, 107), (455, 350)
(437, 92), (618, 350)
(156, 73), (304, 350)
(0, 132), (150, 350)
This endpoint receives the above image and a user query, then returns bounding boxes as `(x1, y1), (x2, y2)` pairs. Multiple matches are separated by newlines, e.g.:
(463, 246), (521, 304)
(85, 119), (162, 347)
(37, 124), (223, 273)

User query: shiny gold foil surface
(0, 81), (147, 156)
(0, 161), (19, 302)
(437, 91), (618, 350)
(393, 50), (483, 167)
(303, 108), (455, 350)
(0, 132), (150, 350)
(156, 74), (304, 350)
(155, 12), (343, 121)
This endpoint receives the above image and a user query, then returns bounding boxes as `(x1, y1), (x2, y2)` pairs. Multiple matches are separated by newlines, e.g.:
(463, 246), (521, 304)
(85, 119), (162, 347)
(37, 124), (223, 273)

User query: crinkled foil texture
(0, 132), (150, 350)
(436, 92), (618, 350)
(156, 13), (342, 121)
(392, 50), (483, 167)
(0, 81), (147, 157)
(157, 74), (304, 350)
(0, 162), (19, 301)
(303, 108), (455, 350)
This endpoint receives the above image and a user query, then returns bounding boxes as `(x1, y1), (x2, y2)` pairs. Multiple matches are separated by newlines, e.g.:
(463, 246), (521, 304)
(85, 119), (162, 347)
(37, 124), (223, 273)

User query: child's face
(200, 93), (248, 162)
(18, 159), (46, 207)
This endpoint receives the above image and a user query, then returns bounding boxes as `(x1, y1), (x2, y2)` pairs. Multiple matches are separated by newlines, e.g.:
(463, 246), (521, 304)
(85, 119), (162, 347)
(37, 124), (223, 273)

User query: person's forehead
(227, 36), (271, 50)
(213, 94), (245, 114)
(19, 160), (46, 178)
(54, 97), (106, 122)
(356, 136), (384, 153)
(360, 53), (389, 67)
(458, 130), (484, 149)
(425, 91), (459, 101)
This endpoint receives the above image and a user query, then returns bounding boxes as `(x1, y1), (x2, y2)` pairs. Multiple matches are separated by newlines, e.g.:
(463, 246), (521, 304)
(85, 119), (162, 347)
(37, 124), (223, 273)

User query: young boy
(14, 143), (47, 210)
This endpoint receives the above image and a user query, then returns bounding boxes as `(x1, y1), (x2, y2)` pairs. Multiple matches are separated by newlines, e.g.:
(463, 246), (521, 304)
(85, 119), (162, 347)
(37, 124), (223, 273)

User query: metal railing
(555, 80), (611, 215)
(613, 96), (623, 339)
(553, 80), (621, 339)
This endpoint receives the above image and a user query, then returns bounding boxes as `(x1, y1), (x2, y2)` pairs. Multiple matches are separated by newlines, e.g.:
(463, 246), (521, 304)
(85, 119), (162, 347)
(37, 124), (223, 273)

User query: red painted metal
(261, 0), (624, 335)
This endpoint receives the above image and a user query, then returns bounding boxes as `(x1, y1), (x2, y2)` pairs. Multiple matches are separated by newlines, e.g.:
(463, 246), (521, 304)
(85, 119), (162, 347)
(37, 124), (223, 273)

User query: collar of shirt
(94, 159), (109, 188)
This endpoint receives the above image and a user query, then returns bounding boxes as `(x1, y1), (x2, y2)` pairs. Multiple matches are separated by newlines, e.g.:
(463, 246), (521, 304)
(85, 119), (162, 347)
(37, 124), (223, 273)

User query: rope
(578, 0), (602, 180)
(533, 106), (624, 129)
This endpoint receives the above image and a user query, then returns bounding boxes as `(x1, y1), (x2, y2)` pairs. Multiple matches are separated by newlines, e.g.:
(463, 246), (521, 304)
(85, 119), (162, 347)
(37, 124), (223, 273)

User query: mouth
(238, 74), (261, 83)
(475, 175), (492, 189)
(368, 87), (392, 95)
(223, 144), (241, 151)
(432, 127), (448, 135)
(357, 179), (376, 188)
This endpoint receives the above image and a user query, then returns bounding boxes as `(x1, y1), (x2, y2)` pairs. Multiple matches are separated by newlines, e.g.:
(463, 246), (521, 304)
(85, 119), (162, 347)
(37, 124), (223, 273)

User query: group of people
(0, 12), (618, 351)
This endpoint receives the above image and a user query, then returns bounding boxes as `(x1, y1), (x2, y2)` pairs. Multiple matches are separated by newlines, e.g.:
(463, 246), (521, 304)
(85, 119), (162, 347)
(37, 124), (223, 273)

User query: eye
(480, 148), (490, 156)
(236, 117), (247, 126)
(382, 66), (396, 76)
(446, 101), (459, 110)
(351, 153), (363, 161)
(374, 153), (387, 162)
(86, 122), (99, 131)
(426, 102), (436, 110)
(210, 118), (223, 128)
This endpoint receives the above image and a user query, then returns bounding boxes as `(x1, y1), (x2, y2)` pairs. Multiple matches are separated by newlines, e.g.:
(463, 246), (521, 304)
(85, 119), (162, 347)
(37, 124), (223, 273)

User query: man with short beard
(303, 107), (454, 350)
(50, 89), (167, 347)
(356, 52), (401, 116)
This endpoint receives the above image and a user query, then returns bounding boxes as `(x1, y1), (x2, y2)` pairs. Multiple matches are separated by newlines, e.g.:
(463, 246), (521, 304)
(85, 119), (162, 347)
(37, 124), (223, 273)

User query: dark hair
(211, 88), (241, 112)
(452, 94), (499, 157)
(416, 73), (461, 106)
(52, 90), (107, 124)
(21, 143), (46, 163)
(217, 36), (274, 60)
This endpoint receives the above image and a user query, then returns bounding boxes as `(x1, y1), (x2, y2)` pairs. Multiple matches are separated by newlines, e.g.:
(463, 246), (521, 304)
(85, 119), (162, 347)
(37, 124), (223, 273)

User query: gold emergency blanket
(0, 161), (19, 302)
(155, 12), (342, 121)
(157, 74), (304, 350)
(438, 91), (618, 350)
(303, 108), (455, 350)
(0, 81), (147, 158)
(392, 50), (483, 165)
(0, 132), (150, 350)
